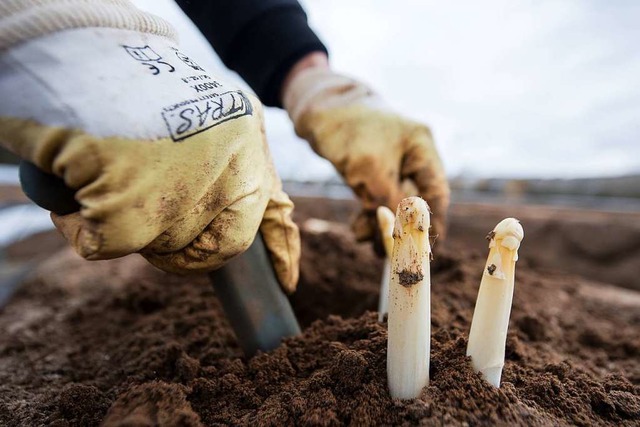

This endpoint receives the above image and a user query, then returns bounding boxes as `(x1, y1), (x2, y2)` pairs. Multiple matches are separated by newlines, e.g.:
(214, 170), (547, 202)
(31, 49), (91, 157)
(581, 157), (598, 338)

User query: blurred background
(137, 0), (640, 207)
(125, 0), (640, 180)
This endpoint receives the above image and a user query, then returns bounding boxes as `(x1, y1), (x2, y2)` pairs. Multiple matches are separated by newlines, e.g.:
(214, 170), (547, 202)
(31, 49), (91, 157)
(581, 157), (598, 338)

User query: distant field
(450, 175), (640, 199)
(284, 175), (640, 212)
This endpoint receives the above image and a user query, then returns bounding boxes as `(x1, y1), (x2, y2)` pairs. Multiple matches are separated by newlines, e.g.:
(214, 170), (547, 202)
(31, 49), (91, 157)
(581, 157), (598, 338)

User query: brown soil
(293, 197), (640, 292)
(1, 199), (639, 426)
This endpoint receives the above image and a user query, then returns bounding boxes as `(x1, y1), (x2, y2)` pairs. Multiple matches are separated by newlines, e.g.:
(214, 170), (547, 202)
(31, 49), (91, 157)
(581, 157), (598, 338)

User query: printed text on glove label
(161, 91), (253, 142)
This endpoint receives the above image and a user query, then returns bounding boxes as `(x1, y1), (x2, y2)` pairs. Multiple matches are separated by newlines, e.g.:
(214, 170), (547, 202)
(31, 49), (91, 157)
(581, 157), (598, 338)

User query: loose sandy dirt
(0, 198), (638, 426)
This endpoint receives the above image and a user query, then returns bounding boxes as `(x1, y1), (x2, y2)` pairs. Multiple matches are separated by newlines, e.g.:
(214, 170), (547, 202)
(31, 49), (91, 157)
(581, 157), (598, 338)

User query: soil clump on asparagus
(1, 202), (639, 426)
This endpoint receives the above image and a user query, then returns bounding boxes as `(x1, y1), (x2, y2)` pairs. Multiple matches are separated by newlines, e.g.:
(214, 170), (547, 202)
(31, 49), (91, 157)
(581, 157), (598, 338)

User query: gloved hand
(283, 68), (450, 244)
(0, 1), (300, 292)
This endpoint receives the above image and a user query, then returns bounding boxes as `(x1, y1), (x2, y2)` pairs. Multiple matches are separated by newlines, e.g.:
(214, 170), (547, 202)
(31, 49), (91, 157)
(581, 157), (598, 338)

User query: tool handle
(209, 234), (301, 357)
(19, 161), (81, 214)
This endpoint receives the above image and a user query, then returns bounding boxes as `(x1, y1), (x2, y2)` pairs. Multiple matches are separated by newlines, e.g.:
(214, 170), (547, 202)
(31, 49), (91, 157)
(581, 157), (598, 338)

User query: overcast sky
(132, 0), (640, 180)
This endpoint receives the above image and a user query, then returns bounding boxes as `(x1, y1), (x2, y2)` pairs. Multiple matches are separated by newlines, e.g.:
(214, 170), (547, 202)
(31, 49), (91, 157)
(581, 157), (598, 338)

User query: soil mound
(0, 210), (638, 426)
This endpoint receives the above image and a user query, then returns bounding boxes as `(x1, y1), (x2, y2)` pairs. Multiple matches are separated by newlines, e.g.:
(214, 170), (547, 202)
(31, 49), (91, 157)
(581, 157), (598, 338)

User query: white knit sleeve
(0, 0), (177, 51)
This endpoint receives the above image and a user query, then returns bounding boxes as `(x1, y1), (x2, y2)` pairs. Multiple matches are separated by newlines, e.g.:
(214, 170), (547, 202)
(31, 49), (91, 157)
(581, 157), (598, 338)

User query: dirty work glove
(284, 68), (450, 243)
(0, 1), (300, 292)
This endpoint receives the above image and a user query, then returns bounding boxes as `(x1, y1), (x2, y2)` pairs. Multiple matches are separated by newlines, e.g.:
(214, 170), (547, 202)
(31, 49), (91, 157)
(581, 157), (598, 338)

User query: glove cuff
(0, 0), (177, 51)
(283, 68), (386, 126)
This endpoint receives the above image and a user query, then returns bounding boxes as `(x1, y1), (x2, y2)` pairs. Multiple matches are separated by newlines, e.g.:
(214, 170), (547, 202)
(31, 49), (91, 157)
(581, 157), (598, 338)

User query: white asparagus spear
(466, 218), (524, 388)
(377, 206), (395, 322)
(387, 197), (431, 399)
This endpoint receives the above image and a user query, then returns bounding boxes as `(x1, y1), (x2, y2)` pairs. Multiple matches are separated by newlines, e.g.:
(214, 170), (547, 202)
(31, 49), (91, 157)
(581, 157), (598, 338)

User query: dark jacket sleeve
(175, 0), (327, 107)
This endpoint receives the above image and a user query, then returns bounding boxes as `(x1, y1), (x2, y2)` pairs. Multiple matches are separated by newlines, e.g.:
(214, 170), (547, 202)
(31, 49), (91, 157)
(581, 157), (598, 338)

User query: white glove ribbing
(0, 0), (176, 51)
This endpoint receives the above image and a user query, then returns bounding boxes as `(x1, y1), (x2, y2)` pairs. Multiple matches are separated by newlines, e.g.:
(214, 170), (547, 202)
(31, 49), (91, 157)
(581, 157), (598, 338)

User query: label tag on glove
(162, 90), (253, 142)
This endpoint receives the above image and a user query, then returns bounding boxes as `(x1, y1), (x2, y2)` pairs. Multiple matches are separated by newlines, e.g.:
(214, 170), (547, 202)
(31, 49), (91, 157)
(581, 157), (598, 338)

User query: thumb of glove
(50, 212), (102, 259)
(259, 187), (301, 294)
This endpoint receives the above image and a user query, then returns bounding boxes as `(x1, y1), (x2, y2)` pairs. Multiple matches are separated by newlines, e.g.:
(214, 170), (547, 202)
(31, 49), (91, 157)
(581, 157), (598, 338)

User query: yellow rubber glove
(284, 68), (450, 243)
(0, 7), (299, 291)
